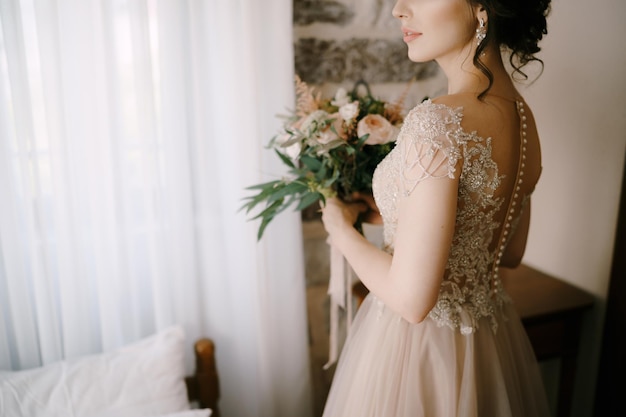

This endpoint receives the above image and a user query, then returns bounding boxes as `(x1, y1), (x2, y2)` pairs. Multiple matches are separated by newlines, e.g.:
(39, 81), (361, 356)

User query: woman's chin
(406, 50), (432, 64)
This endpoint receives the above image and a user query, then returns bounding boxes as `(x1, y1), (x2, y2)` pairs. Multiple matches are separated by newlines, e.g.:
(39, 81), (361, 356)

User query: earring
(475, 18), (486, 46)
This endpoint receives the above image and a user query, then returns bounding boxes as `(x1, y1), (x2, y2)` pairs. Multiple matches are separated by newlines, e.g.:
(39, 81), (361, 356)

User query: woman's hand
(320, 197), (368, 239)
(351, 192), (382, 224)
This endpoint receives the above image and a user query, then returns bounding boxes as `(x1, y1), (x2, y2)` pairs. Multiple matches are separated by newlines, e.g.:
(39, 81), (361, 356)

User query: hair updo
(472, 0), (551, 98)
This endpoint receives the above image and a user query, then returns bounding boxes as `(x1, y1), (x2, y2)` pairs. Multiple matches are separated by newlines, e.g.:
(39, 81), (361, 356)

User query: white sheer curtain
(0, 1), (312, 416)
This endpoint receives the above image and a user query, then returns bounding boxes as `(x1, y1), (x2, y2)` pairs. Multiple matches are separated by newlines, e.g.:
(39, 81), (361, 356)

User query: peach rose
(357, 114), (399, 145)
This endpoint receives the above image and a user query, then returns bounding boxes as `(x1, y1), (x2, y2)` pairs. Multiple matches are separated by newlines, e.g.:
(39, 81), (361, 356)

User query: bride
(320, 0), (553, 415)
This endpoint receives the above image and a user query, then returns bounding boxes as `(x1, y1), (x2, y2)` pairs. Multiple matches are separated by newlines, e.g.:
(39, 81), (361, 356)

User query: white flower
(331, 87), (350, 107)
(357, 114), (399, 145)
(275, 132), (301, 159)
(300, 110), (330, 134)
(339, 101), (359, 122)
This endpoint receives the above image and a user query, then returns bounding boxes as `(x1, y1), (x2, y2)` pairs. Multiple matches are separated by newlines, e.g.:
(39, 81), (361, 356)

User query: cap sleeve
(399, 100), (464, 196)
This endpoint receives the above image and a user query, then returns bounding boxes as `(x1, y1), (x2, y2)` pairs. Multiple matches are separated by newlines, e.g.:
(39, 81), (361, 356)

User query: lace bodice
(372, 99), (530, 334)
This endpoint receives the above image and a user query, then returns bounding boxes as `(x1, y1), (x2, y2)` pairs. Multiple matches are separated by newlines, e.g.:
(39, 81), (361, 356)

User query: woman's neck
(440, 46), (514, 97)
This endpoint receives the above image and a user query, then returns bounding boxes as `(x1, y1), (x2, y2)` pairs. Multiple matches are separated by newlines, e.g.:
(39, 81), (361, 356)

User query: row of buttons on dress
(494, 101), (527, 280)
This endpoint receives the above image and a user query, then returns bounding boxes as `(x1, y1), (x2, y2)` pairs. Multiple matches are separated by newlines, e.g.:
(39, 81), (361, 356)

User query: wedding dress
(321, 98), (552, 417)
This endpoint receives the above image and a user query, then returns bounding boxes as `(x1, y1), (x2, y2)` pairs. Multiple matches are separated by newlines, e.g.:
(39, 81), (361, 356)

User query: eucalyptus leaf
(296, 192), (323, 211)
(300, 155), (323, 171)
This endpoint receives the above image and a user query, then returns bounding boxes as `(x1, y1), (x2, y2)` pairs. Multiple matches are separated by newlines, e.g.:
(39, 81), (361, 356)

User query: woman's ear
(473, 4), (487, 21)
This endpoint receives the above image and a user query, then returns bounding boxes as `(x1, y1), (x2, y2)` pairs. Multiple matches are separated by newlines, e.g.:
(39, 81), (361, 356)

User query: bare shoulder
(432, 93), (521, 135)
(431, 94), (477, 108)
(430, 94), (488, 120)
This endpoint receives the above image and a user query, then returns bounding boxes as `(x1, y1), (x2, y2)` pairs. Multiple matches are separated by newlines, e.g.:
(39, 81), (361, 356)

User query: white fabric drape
(0, 1), (312, 416)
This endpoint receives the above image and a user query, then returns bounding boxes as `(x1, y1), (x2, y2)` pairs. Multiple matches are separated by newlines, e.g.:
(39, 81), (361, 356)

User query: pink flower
(357, 114), (399, 145)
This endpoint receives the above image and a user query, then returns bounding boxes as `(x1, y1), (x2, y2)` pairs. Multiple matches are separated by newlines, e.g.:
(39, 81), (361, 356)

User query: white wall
(521, 0), (626, 415)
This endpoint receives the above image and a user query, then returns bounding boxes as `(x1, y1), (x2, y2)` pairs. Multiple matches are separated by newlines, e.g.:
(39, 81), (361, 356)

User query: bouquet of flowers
(242, 76), (406, 240)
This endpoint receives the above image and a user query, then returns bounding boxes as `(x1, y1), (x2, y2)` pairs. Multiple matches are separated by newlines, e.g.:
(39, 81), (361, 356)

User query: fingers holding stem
(320, 197), (370, 238)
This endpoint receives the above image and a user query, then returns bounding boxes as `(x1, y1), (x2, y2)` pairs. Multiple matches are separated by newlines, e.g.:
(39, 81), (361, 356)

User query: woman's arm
(321, 175), (459, 323)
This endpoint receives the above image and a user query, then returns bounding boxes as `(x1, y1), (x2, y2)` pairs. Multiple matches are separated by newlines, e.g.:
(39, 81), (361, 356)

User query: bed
(0, 326), (221, 417)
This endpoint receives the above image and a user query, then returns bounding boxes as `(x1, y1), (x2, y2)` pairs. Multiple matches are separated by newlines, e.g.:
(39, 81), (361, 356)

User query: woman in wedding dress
(319, 0), (553, 416)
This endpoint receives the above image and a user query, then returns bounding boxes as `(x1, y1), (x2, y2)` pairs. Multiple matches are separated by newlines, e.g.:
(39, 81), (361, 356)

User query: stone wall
(293, 0), (447, 109)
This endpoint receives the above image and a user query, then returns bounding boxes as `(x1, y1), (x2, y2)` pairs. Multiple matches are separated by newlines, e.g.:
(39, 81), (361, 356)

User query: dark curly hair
(471, 0), (551, 98)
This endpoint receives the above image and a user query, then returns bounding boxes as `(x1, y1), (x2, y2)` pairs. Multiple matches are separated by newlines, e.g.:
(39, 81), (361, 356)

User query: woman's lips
(402, 28), (420, 43)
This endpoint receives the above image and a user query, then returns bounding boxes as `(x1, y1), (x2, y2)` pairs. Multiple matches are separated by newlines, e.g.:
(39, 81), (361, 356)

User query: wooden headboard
(185, 338), (221, 417)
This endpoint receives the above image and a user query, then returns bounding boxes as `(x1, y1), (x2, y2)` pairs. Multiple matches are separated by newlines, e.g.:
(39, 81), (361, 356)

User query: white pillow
(0, 326), (190, 417)
(153, 410), (212, 417)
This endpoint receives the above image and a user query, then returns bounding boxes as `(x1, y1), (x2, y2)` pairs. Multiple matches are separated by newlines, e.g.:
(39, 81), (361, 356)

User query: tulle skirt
(322, 294), (552, 417)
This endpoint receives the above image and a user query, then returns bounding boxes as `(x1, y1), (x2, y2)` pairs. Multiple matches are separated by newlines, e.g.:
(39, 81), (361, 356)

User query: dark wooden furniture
(501, 264), (595, 417)
(594, 152), (626, 417)
(185, 338), (221, 417)
(352, 264), (595, 417)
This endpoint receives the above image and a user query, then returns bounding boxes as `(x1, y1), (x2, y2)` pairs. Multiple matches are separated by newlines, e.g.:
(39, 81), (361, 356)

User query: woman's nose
(392, 0), (409, 19)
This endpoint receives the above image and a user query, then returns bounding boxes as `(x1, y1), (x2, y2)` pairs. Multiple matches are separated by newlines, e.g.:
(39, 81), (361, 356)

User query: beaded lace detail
(372, 99), (528, 334)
